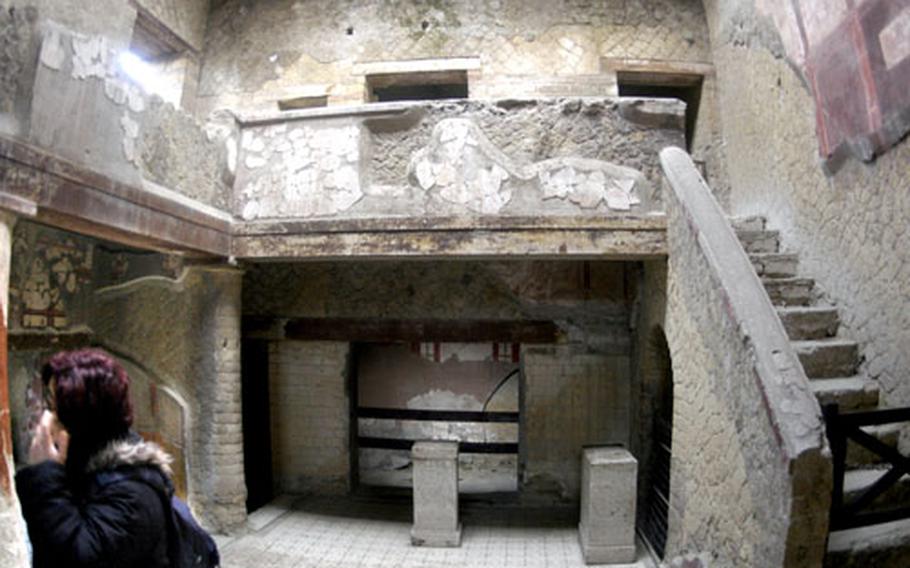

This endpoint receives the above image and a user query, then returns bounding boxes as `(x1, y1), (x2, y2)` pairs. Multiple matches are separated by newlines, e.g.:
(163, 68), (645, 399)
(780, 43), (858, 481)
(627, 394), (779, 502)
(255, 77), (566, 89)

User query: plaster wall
(234, 99), (684, 222)
(0, 1), (137, 137)
(269, 340), (349, 495)
(26, 25), (233, 210)
(198, 0), (711, 114)
(522, 346), (630, 503)
(703, 0), (910, 415)
(356, 342), (519, 493)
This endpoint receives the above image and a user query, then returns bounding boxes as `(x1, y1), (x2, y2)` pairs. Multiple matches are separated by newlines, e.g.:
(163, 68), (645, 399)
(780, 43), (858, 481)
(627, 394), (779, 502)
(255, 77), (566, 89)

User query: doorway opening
(617, 71), (703, 151)
(637, 326), (673, 559)
(241, 339), (273, 513)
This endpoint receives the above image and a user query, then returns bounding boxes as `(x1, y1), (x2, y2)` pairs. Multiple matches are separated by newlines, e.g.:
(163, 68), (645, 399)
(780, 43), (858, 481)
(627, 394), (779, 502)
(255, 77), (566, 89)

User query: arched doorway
(638, 326), (673, 559)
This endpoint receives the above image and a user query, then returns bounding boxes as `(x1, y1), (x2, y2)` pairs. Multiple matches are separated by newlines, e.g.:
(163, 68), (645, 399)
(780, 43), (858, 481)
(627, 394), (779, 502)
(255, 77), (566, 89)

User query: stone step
(730, 215), (766, 232)
(794, 339), (860, 379)
(843, 467), (910, 516)
(825, 517), (910, 567)
(736, 229), (780, 254)
(749, 252), (799, 278)
(777, 306), (840, 340)
(811, 377), (879, 412)
(763, 277), (815, 306)
(845, 423), (902, 468)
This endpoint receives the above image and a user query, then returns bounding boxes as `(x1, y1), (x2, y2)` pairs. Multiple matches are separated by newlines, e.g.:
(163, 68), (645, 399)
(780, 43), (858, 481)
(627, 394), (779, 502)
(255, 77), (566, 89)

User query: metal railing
(824, 403), (910, 530)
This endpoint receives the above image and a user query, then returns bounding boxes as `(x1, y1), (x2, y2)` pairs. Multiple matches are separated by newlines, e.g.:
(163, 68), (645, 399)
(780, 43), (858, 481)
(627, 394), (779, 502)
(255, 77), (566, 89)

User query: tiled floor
(219, 495), (655, 568)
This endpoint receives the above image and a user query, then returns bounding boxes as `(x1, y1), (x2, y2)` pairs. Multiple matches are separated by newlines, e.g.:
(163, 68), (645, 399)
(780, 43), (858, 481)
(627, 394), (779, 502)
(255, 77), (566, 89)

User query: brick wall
(521, 345), (630, 503)
(269, 340), (350, 495)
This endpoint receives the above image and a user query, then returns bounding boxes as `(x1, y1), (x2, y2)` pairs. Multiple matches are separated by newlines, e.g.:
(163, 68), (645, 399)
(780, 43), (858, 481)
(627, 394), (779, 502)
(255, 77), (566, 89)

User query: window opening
(617, 72), (703, 151)
(123, 9), (194, 107)
(366, 70), (468, 102)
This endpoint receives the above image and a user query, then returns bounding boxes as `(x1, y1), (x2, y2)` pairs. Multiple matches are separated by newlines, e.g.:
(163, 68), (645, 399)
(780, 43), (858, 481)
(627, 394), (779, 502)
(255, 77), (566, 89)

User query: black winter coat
(15, 437), (172, 568)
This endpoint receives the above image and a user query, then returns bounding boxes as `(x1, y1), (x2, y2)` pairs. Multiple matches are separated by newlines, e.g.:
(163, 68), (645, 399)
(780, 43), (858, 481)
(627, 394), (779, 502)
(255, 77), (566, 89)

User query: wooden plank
(357, 437), (518, 454)
(234, 228), (667, 260)
(284, 318), (558, 343)
(831, 507), (910, 531)
(837, 406), (910, 427)
(8, 330), (94, 351)
(357, 407), (519, 423)
(236, 214), (667, 236)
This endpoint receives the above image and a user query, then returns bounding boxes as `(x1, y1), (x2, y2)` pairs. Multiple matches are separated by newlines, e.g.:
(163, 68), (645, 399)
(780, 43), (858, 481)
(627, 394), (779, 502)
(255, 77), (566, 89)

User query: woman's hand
(28, 410), (69, 465)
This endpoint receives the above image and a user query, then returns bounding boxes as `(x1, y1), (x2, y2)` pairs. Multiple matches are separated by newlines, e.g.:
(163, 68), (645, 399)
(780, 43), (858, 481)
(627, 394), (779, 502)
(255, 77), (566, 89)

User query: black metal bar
(357, 437), (518, 454)
(825, 403), (910, 531)
(824, 404), (847, 515)
(842, 466), (909, 518)
(846, 426), (910, 473)
(357, 407), (519, 423)
(836, 406), (910, 427)
(831, 507), (910, 531)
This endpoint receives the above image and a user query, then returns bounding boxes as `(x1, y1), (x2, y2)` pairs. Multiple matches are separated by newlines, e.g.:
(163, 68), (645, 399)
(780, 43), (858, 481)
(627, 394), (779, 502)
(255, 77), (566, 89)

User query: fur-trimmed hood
(84, 437), (174, 477)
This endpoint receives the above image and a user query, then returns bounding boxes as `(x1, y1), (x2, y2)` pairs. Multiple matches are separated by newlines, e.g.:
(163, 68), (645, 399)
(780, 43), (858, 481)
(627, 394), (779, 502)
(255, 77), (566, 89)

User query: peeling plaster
(239, 123), (364, 220)
(38, 28), (66, 71)
(71, 34), (109, 79)
(409, 118), (644, 214)
(407, 390), (483, 411)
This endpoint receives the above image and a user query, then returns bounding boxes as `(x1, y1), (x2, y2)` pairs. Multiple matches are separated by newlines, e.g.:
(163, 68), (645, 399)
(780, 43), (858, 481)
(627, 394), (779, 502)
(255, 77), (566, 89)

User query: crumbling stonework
(702, 0), (910, 428)
(244, 260), (634, 351)
(234, 98), (683, 221)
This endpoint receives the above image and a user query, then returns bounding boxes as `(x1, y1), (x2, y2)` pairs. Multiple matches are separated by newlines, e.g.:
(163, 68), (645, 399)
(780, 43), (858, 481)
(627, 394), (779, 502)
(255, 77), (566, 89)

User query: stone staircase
(733, 216), (910, 566)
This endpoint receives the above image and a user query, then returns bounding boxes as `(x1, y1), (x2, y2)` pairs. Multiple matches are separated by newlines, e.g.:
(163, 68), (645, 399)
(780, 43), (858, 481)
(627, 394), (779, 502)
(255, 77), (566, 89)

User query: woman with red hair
(15, 349), (173, 568)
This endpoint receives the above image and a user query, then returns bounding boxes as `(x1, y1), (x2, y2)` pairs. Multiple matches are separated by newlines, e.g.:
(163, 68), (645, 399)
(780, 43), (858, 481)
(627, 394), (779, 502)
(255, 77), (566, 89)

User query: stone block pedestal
(579, 446), (638, 564)
(411, 441), (461, 547)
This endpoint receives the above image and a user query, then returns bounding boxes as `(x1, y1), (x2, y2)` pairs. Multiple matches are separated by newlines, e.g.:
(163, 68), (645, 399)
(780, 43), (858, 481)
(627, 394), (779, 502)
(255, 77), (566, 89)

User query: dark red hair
(41, 349), (134, 443)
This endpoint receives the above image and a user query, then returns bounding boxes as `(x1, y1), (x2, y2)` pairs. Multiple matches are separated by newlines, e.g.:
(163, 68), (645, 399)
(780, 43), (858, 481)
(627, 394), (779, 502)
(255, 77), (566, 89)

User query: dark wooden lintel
(357, 437), (518, 454)
(8, 330), (94, 351)
(283, 318), (558, 343)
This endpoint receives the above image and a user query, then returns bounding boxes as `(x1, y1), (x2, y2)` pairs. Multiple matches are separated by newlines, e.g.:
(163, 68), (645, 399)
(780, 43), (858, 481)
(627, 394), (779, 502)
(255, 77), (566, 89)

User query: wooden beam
(8, 330), (94, 351)
(0, 136), (231, 257)
(283, 318), (559, 343)
(233, 227), (666, 260)
(357, 407), (519, 423)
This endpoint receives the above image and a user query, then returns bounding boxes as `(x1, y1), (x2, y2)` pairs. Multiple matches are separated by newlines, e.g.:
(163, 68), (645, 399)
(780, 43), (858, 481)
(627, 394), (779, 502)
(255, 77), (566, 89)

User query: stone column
(0, 212), (29, 566)
(579, 446), (637, 565)
(411, 441), (461, 547)
(193, 266), (247, 533)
